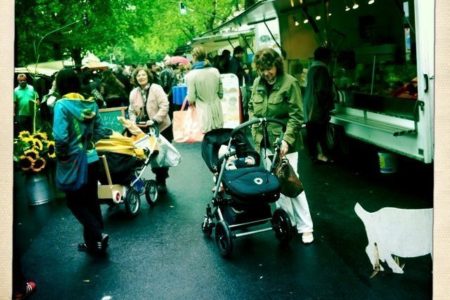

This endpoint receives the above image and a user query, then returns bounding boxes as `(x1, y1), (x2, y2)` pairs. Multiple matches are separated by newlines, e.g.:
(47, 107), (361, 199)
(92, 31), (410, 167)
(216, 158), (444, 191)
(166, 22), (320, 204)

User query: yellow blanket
(95, 132), (158, 159)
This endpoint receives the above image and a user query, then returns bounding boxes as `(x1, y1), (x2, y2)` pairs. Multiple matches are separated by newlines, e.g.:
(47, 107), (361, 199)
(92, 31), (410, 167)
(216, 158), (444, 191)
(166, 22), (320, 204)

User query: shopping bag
(151, 134), (181, 168)
(173, 99), (204, 143)
(56, 150), (88, 192)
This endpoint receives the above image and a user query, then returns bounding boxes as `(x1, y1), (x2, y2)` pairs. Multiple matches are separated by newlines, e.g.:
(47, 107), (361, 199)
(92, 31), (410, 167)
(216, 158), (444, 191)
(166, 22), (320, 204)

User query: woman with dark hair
(185, 46), (224, 132)
(248, 48), (314, 244)
(53, 68), (112, 255)
(128, 66), (172, 193)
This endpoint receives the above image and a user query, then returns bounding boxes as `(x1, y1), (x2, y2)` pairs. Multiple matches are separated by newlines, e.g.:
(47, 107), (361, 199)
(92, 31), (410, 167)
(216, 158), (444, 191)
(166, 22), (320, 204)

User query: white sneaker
(301, 232), (314, 244)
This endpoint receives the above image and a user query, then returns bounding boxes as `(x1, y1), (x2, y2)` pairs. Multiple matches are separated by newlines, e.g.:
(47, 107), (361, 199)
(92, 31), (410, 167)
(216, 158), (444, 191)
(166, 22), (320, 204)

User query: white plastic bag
(150, 135), (181, 168)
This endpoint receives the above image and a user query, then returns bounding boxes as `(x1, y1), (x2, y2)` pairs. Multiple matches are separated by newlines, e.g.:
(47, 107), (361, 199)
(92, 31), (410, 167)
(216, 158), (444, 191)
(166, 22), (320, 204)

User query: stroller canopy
(201, 128), (260, 173)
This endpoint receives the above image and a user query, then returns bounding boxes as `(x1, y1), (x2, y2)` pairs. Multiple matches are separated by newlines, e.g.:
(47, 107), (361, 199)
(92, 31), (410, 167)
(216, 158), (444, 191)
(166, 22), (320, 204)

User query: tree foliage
(15, 0), (246, 66)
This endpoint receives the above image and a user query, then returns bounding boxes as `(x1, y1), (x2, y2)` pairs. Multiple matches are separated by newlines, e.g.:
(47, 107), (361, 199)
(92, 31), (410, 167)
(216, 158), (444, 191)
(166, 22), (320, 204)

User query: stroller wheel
(125, 189), (141, 218)
(215, 221), (233, 258)
(201, 217), (214, 237)
(272, 208), (293, 244)
(145, 180), (158, 206)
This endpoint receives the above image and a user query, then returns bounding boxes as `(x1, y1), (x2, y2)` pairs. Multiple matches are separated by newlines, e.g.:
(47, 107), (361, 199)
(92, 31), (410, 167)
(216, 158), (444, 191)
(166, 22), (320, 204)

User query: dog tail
(354, 202), (369, 219)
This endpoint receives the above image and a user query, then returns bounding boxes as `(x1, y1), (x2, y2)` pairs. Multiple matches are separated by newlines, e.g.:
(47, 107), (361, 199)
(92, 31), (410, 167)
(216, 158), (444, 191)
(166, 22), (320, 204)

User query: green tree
(15, 0), (245, 66)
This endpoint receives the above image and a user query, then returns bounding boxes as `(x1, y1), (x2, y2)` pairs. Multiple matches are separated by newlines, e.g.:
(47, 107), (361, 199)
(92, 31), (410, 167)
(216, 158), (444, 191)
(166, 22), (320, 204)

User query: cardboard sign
(220, 73), (241, 128)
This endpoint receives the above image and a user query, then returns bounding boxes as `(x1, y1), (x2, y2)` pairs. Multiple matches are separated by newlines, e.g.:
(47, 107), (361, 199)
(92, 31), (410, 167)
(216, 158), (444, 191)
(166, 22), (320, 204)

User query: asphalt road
(14, 139), (433, 300)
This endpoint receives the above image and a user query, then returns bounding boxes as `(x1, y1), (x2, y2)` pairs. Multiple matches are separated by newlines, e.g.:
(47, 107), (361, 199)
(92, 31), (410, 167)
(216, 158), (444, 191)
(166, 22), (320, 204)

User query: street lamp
(33, 13), (87, 72)
(179, 1), (187, 15)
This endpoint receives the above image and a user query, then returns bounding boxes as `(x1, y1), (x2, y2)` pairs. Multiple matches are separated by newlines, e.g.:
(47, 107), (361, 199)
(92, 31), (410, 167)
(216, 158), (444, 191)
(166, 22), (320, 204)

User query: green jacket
(248, 73), (304, 152)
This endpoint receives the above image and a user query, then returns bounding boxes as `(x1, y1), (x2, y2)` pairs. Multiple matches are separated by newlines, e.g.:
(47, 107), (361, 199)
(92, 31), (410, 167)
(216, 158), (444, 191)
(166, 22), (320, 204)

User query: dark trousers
(65, 161), (104, 247)
(305, 121), (329, 159)
(16, 115), (33, 133)
(153, 167), (169, 183)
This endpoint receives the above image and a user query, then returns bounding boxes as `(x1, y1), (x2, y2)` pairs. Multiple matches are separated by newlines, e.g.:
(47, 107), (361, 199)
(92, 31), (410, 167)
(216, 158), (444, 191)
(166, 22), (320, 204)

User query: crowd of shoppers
(13, 44), (337, 298)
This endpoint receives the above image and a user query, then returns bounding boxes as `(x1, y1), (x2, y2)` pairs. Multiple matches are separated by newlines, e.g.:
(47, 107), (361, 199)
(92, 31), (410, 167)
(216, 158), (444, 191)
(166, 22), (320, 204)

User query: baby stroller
(95, 129), (160, 218)
(201, 118), (293, 257)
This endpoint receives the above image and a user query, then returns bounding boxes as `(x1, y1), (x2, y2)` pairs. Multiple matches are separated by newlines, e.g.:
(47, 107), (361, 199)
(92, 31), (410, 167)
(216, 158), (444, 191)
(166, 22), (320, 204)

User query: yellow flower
(46, 141), (56, 158)
(31, 157), (46, 172)
(32, 138), (44, 151)
(33, 132), (48, 142)
(15, 130), (56, 173)
(24, 149), (39, 161)
(21, 137), (35, 149)
(19, 155), (33, 171)
(18, 131), (31, 139)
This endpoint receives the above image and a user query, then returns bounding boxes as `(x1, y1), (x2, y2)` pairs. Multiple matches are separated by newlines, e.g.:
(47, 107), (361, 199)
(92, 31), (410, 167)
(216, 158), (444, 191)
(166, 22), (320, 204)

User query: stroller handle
(231, 118), (286, 135)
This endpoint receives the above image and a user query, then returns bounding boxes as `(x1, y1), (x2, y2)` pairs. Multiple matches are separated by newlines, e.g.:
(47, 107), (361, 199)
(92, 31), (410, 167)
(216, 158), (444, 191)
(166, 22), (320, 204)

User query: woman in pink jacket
(128, 66), (172, 193)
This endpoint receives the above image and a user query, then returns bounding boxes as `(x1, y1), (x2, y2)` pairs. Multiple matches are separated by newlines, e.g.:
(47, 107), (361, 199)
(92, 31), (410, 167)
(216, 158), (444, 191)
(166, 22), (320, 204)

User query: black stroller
(201, 118), (293, 257)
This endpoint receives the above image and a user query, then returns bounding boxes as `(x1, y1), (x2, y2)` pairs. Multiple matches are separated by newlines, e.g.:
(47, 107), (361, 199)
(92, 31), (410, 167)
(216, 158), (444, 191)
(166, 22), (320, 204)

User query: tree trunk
(71, 48), (82, 70)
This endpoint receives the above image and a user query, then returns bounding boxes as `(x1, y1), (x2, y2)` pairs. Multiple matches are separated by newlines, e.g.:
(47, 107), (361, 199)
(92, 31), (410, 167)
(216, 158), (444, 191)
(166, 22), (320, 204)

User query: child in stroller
(201, 118), (294, 257)
(95, 119), (160, 217)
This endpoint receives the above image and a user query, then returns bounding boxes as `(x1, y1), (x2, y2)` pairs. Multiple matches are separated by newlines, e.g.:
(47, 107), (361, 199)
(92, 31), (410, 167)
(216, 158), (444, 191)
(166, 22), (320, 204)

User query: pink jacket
(128, 84), (171, 132)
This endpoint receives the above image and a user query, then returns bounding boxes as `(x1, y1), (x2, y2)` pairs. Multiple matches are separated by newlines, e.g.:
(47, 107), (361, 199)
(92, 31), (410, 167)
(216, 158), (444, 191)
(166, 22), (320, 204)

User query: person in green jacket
(248, 48), (314, 244)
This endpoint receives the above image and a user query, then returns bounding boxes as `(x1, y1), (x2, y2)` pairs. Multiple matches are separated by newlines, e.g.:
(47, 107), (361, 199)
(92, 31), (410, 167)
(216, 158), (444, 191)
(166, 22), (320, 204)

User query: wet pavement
(14, 139), (433, 299)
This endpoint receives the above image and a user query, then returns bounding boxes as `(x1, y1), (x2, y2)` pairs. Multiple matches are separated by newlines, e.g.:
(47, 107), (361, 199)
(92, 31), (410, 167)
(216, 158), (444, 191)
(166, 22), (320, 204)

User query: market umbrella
(170, 56), (190, 66)
(82, 61), (109, 70)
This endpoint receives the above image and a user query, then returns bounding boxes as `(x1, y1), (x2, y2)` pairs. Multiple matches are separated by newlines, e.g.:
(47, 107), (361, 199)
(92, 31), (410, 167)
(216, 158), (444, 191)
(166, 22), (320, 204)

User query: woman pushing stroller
(128, 66), (172, 193)
(248, 48), (314, 244)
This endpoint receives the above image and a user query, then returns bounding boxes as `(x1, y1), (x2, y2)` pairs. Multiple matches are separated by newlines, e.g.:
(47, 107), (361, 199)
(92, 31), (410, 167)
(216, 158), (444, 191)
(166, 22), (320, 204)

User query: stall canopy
(191, 28), (255, 54)
(200, 0), (322, 39)
(15, 52), (110, 77)
(189, 0), (281, 54)
(82, 52), (109, 70)
(14, 59), (76, 77)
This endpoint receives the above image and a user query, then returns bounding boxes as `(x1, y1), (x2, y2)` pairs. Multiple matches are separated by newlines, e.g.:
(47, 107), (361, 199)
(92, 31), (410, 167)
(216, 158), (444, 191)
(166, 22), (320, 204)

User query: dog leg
(385, 254), (404, 274)
(369, 243), (384, 278)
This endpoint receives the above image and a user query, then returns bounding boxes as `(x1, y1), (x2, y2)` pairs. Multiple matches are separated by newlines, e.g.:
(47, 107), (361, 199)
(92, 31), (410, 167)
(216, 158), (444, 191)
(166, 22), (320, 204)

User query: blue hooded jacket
(53, 93), (111, 164)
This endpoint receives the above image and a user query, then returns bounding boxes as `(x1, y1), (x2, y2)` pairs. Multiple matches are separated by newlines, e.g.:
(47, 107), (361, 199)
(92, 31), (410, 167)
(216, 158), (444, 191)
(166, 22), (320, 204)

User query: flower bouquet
(14, 130), (56, 173)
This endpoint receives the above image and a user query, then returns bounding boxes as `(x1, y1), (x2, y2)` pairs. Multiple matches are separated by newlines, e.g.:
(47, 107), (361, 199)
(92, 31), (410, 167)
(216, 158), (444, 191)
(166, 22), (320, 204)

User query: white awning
(191, 28), (255, 53)
(21, 59), (75, 77)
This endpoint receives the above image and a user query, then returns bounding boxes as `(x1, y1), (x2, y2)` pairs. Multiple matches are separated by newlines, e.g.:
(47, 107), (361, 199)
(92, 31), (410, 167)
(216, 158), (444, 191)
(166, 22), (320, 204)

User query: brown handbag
(275, 157), (303, 198)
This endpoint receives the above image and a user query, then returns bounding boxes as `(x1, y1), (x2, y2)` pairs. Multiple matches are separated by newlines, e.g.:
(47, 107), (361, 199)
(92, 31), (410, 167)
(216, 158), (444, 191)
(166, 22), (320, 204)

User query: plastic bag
(150, 134), (181, 168)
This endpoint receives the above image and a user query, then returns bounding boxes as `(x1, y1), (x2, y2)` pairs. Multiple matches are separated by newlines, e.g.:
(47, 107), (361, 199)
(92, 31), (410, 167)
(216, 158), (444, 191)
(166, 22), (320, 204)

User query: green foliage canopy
(15, 0), (246, 66)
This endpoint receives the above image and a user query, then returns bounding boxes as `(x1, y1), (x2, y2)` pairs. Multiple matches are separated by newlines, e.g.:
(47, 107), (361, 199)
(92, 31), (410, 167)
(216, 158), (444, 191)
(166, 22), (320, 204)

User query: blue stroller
(201, 118), (293, 257)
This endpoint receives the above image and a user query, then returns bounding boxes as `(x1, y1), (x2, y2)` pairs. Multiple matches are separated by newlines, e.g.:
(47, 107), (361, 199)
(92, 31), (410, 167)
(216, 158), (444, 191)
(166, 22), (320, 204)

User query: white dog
(354, 202), (432, 275)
